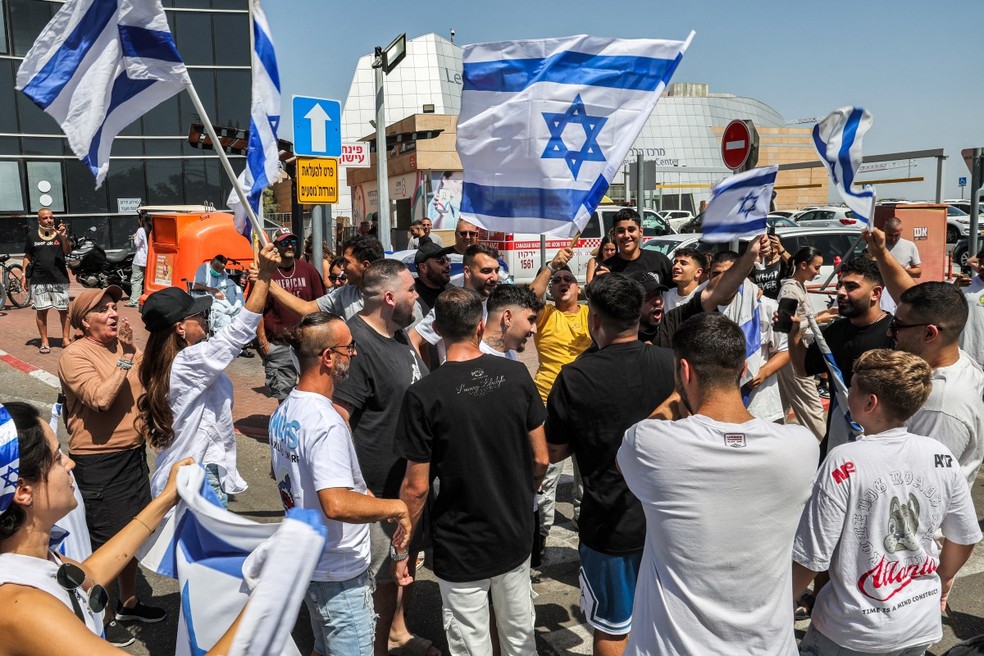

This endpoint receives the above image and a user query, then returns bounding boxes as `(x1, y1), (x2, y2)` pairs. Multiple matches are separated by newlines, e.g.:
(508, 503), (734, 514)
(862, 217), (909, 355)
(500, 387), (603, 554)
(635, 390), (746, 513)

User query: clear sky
(265, 0), (983, 201)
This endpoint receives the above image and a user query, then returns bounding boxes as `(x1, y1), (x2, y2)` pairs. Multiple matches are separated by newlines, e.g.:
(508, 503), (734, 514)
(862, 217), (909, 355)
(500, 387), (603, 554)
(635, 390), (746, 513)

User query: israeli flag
(138, 465), (325, 656)
(47, 398), (93, 562)
(16, 0), (190, 188)
(243, 0), (281, 238)
(227, 168), (254, 238)
(0, 405), (18, 514)
(806, 314), (863, 450)
(458, 32), (694, 237)
(716, 280), (764, 395)
(813, 107), (876, 223)
(701, 165), (778, 243)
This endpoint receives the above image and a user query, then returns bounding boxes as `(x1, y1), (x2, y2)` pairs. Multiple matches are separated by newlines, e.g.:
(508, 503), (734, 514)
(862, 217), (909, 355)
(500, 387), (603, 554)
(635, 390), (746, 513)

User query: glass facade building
(0, 0), (250, 253)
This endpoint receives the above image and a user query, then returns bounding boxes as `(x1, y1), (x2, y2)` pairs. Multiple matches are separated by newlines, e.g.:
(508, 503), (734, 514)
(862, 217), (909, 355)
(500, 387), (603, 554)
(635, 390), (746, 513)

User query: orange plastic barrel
(141, 211), (253, 303)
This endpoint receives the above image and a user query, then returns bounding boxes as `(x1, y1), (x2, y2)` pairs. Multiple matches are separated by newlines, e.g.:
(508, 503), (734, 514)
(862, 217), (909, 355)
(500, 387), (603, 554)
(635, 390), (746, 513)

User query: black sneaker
(104, 620), (135, 647)
(115, 599), (167, 623)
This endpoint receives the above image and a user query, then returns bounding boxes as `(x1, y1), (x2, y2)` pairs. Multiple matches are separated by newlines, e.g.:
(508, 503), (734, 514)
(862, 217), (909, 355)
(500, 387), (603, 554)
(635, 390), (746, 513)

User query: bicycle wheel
(5, 265), (31, 308)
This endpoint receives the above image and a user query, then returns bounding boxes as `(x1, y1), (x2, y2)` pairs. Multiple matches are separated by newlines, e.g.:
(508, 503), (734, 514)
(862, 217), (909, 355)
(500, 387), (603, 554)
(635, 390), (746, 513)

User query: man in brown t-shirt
(58, 286), (164, 646)
(257, 228), (326, 400)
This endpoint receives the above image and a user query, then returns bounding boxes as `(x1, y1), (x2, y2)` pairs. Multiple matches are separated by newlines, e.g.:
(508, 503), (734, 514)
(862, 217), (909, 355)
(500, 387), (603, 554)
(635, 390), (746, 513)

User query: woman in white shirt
(138, 244), (279, 506)
(0, 401), (245, 654)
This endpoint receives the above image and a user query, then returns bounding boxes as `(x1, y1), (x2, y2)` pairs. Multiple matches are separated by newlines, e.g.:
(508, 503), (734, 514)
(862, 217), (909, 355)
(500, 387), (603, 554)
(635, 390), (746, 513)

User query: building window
(8, 0), (53, 56)
(0, 0), (9, 54)
(0, 161), (24, 211)
(26, 160), (64, 212)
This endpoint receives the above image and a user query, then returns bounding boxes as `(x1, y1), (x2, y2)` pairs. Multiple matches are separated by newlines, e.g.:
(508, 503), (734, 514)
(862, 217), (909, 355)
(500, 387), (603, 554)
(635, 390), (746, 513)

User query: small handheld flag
(813, 107), (876, 223)
(700, 165), (778, 243)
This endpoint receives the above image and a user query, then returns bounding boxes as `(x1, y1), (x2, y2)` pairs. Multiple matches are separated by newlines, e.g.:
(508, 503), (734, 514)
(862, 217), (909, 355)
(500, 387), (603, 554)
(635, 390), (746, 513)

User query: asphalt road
(1, 292), (983, 655)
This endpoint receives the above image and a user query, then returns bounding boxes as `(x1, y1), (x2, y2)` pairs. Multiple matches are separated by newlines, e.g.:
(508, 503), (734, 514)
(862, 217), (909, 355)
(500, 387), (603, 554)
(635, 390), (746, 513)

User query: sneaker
(124, 301), (139, 307)
(115, 599), (167, 623)
(104, 620), (135, 647)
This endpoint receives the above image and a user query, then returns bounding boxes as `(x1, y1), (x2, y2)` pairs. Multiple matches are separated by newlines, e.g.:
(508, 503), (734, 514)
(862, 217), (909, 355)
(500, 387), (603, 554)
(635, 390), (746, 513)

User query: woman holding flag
(0, 401), (255, 653)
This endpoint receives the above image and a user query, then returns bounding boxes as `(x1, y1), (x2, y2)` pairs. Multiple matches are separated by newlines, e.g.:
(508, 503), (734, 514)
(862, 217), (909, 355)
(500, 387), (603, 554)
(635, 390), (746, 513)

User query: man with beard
(617, 313), (818, 655)
(861, 228), (984, 487)
(480, 284), (543, 359)
(331, 259), (434, 656)
(270, 312), (411, 656)
(413, 239), (452, 319)
(787, 256), (894, 455)
(632, 271), (669, 344)
(600, 208), (671, 284)
(410, 244), (500, 366)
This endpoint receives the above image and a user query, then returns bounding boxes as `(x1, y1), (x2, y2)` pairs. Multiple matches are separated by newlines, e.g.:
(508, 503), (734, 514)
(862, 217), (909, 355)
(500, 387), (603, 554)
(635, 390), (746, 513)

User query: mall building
(0, 0), (250, 253)
(339, 33), (828, 247)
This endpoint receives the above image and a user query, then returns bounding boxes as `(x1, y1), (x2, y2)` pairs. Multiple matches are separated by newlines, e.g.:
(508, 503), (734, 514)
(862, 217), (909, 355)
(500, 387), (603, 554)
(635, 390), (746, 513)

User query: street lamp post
(371, 33), (407, 251)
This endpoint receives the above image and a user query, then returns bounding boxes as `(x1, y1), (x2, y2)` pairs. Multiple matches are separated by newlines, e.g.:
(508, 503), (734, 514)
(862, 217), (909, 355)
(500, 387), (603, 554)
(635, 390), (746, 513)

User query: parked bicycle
(0, 253), (31, 311)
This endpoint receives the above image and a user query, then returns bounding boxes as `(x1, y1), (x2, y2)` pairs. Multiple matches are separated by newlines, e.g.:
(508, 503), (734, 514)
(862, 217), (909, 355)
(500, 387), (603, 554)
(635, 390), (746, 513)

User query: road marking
(0, 349), (59, 389)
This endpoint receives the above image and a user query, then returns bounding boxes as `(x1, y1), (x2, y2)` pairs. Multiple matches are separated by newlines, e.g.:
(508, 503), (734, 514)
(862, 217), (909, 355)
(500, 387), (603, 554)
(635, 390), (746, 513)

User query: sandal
(38, 345), (51, 354)
(795, 592), (815, 621)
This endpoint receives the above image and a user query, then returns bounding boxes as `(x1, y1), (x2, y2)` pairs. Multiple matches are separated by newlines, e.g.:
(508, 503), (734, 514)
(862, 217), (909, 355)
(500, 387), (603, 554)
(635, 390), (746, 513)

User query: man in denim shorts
(21, 209), (71, 353)
(269, 311), (410, 656)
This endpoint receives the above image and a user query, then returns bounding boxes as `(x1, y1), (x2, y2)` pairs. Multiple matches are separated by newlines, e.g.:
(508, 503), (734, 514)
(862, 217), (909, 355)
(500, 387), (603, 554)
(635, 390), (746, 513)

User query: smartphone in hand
(773, 298), (798, 333)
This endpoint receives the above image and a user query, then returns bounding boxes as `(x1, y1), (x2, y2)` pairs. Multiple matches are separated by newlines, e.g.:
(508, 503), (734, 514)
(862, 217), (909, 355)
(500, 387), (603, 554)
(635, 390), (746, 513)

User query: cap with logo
(630, 271), (669, 297)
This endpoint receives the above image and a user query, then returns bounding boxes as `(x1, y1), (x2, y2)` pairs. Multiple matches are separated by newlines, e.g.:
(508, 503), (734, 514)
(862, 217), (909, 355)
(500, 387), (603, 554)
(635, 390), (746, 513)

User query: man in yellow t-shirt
(529, 248), (592, 556)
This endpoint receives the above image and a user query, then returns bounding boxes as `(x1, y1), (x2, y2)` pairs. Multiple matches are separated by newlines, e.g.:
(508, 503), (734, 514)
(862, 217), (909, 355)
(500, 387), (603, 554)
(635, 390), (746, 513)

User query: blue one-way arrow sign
(293, 95), (341, 158)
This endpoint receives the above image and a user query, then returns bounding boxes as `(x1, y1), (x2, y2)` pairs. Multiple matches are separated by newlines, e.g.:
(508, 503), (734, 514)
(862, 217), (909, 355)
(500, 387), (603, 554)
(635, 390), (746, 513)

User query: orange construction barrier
(141, 210), (253, 303)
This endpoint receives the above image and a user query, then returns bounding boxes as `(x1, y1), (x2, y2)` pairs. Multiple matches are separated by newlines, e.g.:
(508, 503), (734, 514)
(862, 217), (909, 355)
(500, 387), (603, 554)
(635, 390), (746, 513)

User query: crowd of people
(1, 206), (982, 656)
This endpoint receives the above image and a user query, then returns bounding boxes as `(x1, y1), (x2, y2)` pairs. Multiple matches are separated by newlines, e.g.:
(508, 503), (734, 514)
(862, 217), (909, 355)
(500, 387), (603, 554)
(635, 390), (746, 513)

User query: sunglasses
(551, 275), (577, 285)
(57, 563), (108, 613)
(275, 239), (299, 249)
(457, 231), (478, 238)
(329, 272), (348, 283)
(888, 318), (935, 338)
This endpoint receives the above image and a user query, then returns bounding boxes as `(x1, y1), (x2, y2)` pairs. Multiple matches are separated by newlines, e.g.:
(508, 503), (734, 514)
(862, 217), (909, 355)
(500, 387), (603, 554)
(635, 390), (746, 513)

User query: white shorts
(31, 283), (69, 311)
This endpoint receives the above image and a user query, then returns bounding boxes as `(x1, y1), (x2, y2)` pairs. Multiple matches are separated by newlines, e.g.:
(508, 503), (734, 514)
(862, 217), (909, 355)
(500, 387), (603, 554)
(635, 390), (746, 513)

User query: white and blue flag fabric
(138, 465), (325, 656)
(813, 107), (876, 223)
(47, 398), (94, 563)
(0, 404), (18, 515)
(243, 0), (281, 239)
(16, 0), (190, 188)
(457, 33), (694, 237)
(806, 314), (863, 450)
(701, 165), (778, 243)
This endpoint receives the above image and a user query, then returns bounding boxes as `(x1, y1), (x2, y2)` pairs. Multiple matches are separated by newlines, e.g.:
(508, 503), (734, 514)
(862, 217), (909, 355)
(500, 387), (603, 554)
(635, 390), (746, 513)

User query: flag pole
(183, 81), (269, 245)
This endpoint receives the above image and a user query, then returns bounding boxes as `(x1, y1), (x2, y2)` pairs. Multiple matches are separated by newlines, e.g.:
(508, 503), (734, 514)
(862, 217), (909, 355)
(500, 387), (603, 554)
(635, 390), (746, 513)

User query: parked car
(792, 206), (863, 229)
(943, 204), (973, 244)
(677, 213), (796, 234)
(658, 210), (695, 231)
(769, 210), (796, 219)
(642, 226), (867, 294)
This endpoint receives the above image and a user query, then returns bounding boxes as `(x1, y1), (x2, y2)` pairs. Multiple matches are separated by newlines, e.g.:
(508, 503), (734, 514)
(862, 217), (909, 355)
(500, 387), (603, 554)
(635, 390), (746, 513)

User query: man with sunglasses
(257, 228), (327, 402)
(450, 218), (480, 256)
(413, 239), (452, 319)
(862, 228), (984, 487)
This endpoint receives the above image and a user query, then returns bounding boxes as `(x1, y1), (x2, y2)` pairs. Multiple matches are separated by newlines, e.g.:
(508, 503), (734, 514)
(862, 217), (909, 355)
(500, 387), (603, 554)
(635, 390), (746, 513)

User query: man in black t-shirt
(750, 234), (793, 300)
(332, 259), (427, 656)
(546, 273), (676, 653)
(393, 287), (547, 655)
(601, 208), (672, 284)
(412, 238), (451, 318)
(21, 208), (72, 353)
(788, 256), (893, 454)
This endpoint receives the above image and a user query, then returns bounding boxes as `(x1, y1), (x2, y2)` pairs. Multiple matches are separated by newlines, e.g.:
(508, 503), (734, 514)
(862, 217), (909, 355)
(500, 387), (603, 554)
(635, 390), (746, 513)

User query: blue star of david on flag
(736, 190), (760, 220)
(701, 165), (778, 243)
(541, 94), (607, 178)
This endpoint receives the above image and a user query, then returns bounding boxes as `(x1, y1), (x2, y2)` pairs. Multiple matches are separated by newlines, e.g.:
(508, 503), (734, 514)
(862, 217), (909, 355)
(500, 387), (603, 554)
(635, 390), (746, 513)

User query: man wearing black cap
(257, 227), (326, 401)
(631, 271), (669, 344)
(413, 238), (451, 318)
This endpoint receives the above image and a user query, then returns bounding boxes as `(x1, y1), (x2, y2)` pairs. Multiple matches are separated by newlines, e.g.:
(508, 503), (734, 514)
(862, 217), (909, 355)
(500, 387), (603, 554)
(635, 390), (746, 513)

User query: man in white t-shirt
(269, 312), (410, 656)
(956, 248), (984, 366)
(409, 243), (500, 367)
(617, 313), (818, 655)
(480, 284), (542, 360)
(863, 228), (984, 487)
(126, 218), (148, 306)
(793, 349), (981, 655)
(879, 217), (921, 313)
(662, 247), (703, 310)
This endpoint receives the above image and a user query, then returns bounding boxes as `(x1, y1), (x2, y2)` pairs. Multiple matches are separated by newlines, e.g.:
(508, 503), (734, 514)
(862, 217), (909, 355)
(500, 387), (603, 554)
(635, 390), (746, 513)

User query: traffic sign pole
(374, 62), (391, 250)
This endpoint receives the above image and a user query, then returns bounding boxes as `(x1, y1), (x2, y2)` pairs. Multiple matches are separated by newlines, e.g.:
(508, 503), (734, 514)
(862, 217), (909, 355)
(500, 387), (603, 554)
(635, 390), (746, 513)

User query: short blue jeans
(304, 569), (376, 656)
(204, 463), (228, 508)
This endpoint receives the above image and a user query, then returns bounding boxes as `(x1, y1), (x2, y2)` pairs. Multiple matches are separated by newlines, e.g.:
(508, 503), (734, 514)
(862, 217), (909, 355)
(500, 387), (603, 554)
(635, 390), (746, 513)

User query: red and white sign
(339, 142), (369, 167)
(722, 120), (754, 171)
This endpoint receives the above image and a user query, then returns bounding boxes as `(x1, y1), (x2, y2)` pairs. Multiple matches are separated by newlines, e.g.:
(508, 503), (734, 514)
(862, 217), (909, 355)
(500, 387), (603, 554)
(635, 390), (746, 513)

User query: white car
(658, 210), (695, 231)
(792, 206), (863, 229)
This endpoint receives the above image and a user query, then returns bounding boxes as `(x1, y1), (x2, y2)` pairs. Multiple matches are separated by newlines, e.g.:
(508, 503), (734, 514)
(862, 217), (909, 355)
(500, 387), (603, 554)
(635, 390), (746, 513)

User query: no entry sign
(721, 120), (759, 171)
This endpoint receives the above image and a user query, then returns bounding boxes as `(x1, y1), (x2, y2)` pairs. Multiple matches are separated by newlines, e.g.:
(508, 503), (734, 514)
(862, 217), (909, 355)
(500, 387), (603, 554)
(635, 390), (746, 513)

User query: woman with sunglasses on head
(0, 402), (244, 654)
(137, 244), (281, 507)
(585, 234), (617, 285)
(327, 256), (348, 288)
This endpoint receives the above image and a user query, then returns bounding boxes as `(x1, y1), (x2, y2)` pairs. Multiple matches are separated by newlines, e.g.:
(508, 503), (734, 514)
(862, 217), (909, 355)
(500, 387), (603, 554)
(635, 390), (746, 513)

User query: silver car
(792, 206), (863, 230)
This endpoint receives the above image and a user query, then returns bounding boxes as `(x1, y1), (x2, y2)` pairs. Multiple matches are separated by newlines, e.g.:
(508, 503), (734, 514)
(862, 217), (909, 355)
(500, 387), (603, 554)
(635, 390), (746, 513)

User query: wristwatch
(389, 544), (409, 562)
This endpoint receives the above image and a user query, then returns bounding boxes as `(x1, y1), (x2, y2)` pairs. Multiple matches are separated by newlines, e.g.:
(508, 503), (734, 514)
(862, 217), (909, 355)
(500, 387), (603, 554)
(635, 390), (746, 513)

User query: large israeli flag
(243, 0), (281, 238)
(458, 33), (694, 237)
(701, 165), (778, 243)
(16, 0), (190, 188)
(138, 465), (325, 656)
(813, 107), (876, 223)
